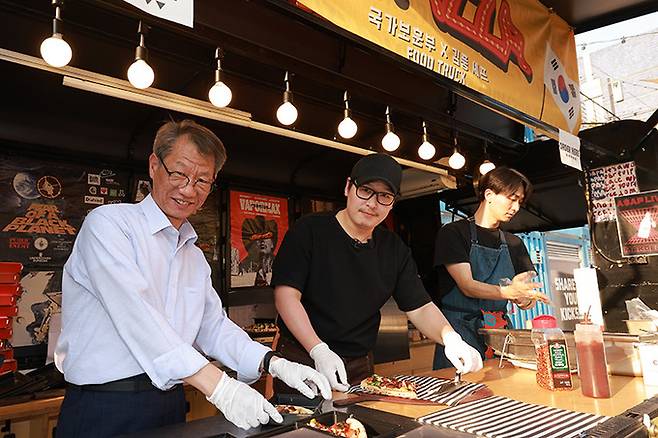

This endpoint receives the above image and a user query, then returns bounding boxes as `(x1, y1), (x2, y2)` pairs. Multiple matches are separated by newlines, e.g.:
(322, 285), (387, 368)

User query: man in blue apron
(433, 167), (550, 369)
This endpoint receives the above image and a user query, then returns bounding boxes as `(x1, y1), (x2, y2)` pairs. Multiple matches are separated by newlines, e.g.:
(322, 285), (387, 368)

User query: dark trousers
(274, 334), (373, 394)
(56, 379), (185, 438)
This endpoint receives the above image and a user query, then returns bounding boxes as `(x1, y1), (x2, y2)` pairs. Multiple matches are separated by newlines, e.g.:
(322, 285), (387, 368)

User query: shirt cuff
(236, 341), (270, 384)
(152, 343), (210, 390)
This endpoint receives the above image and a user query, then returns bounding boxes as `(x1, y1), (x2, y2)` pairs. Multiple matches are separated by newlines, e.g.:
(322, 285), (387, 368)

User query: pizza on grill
(275, 405), (314, 415)
(360, 374), (418, 399)
(308, 417), (367, 438)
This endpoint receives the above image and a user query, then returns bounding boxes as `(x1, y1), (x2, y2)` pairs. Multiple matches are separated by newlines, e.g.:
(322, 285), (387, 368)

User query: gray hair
(153, 119), (227, 175)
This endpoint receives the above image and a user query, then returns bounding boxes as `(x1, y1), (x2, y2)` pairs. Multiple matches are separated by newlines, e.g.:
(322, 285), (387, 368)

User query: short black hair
(476, 167), (533, 204)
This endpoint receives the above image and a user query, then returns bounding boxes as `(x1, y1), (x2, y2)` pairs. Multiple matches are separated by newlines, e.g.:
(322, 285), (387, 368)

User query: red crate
(0, 348), (13, 361)
(0, 359), (17, 375)
(0, 307), (17, 317)
(0, 328), (12, 339)
(0, 285), (21, 296)
(0, 263), (22, 284)
(0, 296), (16, 307)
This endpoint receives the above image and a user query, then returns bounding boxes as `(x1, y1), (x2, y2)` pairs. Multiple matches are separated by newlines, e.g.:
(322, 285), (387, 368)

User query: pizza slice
(275, 405), (314, 415)
(308, 416), (367, 438)
(360, 374), (418, 399)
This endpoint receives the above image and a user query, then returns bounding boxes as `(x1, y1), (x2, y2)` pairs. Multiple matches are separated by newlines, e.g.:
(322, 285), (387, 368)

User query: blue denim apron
(433, 218), (515, 370)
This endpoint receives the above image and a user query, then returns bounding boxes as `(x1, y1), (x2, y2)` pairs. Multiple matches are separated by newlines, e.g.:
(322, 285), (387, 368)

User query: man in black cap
(272, 153), (482, 392)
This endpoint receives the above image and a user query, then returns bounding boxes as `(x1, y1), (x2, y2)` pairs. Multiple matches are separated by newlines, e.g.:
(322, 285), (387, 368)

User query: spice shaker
(531, 315), (573, 391)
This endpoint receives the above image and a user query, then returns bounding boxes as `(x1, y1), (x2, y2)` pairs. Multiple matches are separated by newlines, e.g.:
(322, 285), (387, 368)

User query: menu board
(229, 190), (289, 288)
(0, 155), (129, 267)
(588, 161), (638, 223)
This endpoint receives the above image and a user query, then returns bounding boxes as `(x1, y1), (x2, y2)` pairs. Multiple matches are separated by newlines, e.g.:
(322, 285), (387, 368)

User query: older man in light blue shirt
(54, 120), (330, 437)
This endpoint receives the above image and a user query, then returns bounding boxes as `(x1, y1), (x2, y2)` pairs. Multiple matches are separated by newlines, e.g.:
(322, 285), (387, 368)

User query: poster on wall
(588, 161), (639, 223)
(229, 190), (289, 288)
(189, 191), (220, 267)
(615, 189), (658, 257)
(0, 155), (129, 267)
(12, 270), (62, 348)
(547, 258), (581, 330)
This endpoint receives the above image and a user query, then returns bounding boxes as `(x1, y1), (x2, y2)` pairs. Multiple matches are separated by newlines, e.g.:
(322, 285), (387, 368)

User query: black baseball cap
(350, 153), (402, 195)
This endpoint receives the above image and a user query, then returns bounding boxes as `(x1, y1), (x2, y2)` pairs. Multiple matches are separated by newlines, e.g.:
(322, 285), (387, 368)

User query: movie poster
(229, 190), (289, 288)
(615, 190), (658, 257)
(0, 155), (129, 267)
(12, 270), (62, 348)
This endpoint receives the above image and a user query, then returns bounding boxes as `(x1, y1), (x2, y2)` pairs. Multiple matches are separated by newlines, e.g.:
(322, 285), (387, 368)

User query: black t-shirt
(271, 212), (431, 357)
(431, 219), (534, 303)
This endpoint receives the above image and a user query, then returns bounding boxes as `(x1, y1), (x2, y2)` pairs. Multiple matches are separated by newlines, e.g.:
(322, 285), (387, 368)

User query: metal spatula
(426, 371), (468, 396)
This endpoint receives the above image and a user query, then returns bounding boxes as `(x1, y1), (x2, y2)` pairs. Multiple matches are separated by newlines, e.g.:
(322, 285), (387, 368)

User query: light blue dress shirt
(54, 194), (269, 390)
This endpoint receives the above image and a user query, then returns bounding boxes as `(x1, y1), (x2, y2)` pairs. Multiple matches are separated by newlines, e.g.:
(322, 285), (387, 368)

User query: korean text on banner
(558, 129), (582, 171)
(296, 0), (581, 133)
(122, 0), (193, 28)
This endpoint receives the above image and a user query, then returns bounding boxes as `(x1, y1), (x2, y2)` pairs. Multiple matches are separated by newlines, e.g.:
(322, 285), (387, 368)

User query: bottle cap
(532, 315), (557, 329)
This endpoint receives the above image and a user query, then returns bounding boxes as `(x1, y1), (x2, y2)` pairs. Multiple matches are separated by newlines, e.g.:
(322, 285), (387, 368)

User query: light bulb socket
(214, 68), (223, 84)
(385, 122), (394, 134)
(283, 89), (293, 104)
(135, 45), (148, 62)
(52, 16), (63, 35)
(343, 108), (351, 119)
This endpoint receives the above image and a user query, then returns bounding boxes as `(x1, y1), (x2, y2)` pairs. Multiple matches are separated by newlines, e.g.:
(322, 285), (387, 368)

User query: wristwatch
(262, 350), (279, 374)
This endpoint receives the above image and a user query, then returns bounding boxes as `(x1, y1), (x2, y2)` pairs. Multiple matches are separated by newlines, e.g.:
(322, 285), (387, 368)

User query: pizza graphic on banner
(229, 190), (289, 288)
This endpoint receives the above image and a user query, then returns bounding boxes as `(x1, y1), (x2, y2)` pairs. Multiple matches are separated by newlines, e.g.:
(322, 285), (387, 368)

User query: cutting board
(333, 386), (495, 407)
(333, 393), (440, 407)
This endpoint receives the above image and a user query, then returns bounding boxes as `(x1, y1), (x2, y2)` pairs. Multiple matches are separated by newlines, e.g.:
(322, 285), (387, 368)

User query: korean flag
(543, 43), (580, 133)
(122, 0), (193, 28)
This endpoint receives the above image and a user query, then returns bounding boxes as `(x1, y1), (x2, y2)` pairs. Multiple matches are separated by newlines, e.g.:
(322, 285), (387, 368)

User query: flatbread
(360, 374), (418, 399)
(308, 417), (367, 438)
(275, 405), (314, 415)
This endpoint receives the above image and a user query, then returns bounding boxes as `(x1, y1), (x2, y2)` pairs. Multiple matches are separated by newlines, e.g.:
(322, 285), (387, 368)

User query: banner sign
(615, 189), (658, 257)
(589, 162), (639, 223)
(122, 0), (193, 28)
(558, 129), (581, 171)
(229, 190), (289, 288)
(547, 258), (581, 330)
(296, 0), (581, 133)
(0, 156), (129, 267)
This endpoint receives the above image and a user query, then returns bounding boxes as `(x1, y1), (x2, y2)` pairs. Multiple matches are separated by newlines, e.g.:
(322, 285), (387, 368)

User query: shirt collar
(139, 194), (198, 244)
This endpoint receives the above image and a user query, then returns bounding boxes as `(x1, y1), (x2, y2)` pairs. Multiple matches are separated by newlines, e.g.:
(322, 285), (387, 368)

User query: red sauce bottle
(574, 323), (611, 398)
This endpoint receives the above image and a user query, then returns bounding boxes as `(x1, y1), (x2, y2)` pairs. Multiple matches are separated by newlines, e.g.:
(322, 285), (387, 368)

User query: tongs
(427, 371), (468, 396)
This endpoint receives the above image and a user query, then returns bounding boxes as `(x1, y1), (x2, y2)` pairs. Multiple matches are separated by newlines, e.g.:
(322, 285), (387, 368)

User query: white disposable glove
(206, 373), (283, 430)
(442, 331), (483, 374)
(309, 342), (350, 392)
(269, 357), (332, 400)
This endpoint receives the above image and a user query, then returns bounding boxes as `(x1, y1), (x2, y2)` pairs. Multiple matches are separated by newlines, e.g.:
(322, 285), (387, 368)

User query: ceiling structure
(0, 0), (657, 232)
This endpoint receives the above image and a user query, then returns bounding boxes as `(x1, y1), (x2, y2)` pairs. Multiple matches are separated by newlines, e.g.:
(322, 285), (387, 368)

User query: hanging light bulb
(479, 160), (496, 175)
(208, 47), (232, 108)
(337, 91), (358, 139)
(127, 21), (154, 89)
(276, 71), (298, 126)
(417, 121), (436, 160)
(478, 141), (496, 174)
(448, 134), (465, 169)
(40, 0), (72, 68)
(381, 106), (400, 152)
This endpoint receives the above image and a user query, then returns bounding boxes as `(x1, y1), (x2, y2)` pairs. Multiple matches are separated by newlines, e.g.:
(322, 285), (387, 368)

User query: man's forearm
(184, 363), (224, 397)
(274, 287), (322, 353)
(406, 302), (457, 345)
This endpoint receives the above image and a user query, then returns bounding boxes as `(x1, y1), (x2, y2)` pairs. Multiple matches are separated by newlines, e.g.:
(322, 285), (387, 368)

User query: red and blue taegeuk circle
(557, 75), (570, 103)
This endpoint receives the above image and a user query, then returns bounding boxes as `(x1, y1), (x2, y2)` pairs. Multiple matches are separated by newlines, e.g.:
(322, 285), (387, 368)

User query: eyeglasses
(158, 155), (215, 193)
(353, 183), (396, 206)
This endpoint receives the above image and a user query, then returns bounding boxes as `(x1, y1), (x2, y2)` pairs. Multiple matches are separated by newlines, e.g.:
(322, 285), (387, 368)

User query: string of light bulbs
(38, 4), (494, 173)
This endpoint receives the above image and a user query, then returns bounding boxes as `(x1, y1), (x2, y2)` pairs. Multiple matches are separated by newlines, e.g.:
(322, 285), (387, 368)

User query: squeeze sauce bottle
(574, 322), (611, 398)
(531, 315), (573, 391)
